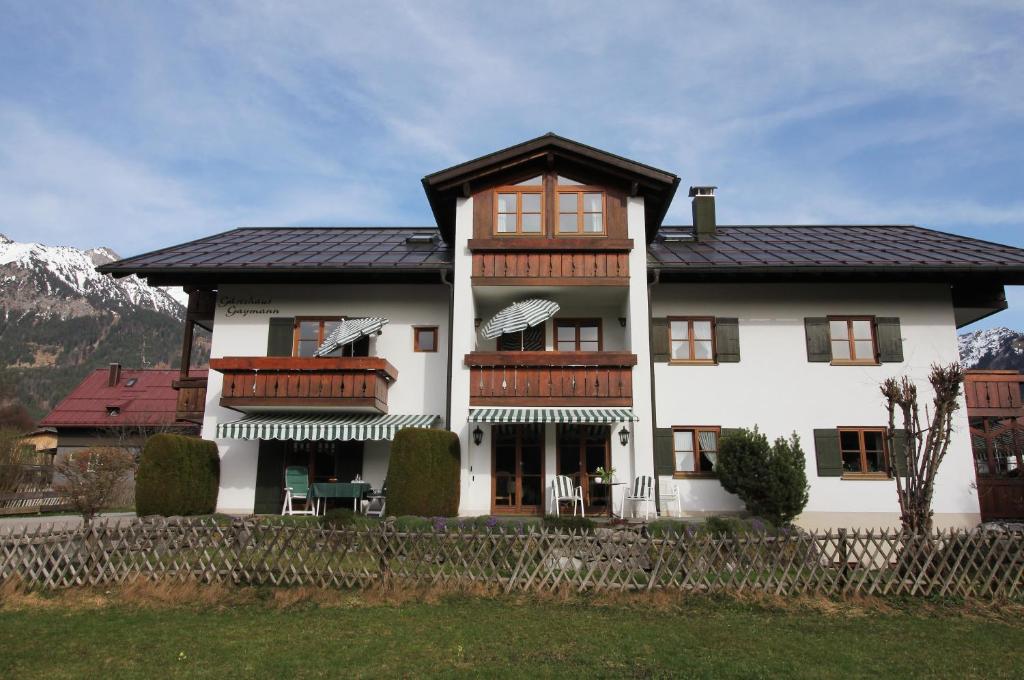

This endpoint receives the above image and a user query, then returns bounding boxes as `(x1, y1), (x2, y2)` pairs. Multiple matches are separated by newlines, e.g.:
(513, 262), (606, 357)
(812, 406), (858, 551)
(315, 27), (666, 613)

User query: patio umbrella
(315, 317), (389, 357)
(479, 299), (560, 340)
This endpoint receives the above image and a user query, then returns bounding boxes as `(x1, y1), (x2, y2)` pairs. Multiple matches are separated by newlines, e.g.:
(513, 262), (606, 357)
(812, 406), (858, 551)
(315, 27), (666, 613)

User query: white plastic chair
(659, 481), (682, 517)
(550, 475), (584, 517)
(620, 475), (656, 520)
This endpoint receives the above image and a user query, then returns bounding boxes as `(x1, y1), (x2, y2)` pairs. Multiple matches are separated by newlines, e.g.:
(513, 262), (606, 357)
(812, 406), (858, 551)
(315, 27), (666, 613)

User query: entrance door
(557, 425), (611, 514)
(492, 424), (544, 514)
(971, 416), (1024, 521)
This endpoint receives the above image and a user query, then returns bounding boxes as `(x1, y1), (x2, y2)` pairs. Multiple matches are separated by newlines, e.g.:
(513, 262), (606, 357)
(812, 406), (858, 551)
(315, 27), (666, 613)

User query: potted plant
(594, 466), (616, 484)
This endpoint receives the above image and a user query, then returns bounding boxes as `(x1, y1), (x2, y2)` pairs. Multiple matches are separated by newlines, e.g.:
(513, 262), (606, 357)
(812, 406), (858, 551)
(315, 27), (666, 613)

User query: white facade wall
(651, 282), (980, 530)
(203, 283), (450, 514)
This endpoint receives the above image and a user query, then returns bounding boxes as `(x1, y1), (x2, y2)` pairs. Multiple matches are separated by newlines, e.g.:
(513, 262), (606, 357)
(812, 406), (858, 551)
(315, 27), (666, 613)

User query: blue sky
(0, 1), (1021, 330)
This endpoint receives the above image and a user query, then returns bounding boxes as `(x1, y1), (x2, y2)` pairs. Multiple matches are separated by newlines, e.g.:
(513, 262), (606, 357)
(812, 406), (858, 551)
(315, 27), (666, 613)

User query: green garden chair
(282, 466), (314, 516)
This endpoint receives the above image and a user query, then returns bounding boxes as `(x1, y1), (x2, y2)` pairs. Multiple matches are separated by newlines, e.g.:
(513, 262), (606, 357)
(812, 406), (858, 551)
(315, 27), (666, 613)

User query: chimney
(108, 363), (122, 387)
(689, 186), (717, 240)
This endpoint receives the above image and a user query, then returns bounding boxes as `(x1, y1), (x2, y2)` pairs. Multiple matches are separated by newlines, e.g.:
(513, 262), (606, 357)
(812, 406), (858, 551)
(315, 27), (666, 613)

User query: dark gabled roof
(40, 369), (208, 429)
(99, 223), (1024, 288)
(98, 227), (453, 286)
(650, 225), (1024, 282)
(422, 132), (680, 243)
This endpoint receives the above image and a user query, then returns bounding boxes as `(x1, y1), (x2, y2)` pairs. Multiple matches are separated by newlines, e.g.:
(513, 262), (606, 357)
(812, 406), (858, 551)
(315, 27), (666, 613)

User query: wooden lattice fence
(1, 518), (1021, 598)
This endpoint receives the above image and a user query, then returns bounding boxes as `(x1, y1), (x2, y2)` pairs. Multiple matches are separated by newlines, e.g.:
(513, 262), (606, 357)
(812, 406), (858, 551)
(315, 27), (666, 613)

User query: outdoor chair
(659, 481), (682, 517)
(282, 465), (315, 516)
(365, 482), (387, 518)
(620, 475), (656, 520)
(550, 475), (584, 517)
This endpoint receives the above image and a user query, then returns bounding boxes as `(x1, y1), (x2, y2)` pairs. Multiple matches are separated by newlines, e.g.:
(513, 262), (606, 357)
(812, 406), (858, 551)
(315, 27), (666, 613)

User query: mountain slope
(0, 234), (208, 419)
(958, 327), (1024, 371)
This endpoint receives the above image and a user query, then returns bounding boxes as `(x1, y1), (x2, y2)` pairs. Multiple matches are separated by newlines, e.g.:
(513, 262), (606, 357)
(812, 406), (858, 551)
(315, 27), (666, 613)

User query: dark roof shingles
(651, 226), (1024, 270)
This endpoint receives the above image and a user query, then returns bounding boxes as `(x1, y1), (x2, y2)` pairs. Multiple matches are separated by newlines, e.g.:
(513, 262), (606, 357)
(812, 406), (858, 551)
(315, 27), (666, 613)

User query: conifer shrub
(716, 428), (809, 526)
(386, 428), (460, 517)
(135, 434), (219, 516)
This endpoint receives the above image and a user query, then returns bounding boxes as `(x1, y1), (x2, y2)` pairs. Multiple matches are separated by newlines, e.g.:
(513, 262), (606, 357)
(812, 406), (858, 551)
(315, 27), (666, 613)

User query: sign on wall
(218, 295), (281, 318)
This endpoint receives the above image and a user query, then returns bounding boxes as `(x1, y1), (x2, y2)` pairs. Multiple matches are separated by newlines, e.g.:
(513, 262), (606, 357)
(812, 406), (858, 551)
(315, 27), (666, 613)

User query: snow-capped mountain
(0, 233), (185, 319)
(958, 327), (1024, 370)
(0, 234), (207, 419)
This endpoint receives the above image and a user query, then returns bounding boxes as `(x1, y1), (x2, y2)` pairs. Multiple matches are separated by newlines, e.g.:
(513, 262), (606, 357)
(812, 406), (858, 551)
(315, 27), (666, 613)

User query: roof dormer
(422, 133), (680, 244)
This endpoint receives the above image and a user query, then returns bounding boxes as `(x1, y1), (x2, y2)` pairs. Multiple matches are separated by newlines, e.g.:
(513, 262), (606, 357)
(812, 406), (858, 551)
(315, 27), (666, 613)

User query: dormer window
(557, 191), (604, 234)
(496, 176), (542, 235)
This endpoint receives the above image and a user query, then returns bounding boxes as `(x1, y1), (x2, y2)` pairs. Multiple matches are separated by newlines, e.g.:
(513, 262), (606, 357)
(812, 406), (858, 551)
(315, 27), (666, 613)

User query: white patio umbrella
(479, 299), (560, 340)
(315, 317), (389, 357)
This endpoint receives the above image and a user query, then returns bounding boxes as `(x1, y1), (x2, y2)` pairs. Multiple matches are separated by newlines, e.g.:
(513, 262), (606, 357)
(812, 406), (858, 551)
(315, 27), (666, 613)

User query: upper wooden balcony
(468, 238), (632, 286)
(209, 356), (398, 413)
(464, 351), (637, 406)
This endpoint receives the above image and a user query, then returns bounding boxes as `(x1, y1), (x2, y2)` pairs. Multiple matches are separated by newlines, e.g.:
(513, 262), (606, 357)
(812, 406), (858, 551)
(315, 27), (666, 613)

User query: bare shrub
(54, 447), (137, 525)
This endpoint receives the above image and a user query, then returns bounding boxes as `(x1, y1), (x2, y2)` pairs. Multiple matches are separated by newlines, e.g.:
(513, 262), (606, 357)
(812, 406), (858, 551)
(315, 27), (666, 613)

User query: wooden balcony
(964, 370), (1024, 416)
(468, 238), (631, 286)
(209, 356), (398, 413)
(172, 375), (208, 424)
(464, 351), (636, 406)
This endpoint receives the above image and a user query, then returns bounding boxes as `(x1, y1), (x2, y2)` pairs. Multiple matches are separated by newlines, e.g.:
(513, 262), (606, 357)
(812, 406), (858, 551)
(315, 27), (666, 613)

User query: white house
(99, 134), (1024, 529)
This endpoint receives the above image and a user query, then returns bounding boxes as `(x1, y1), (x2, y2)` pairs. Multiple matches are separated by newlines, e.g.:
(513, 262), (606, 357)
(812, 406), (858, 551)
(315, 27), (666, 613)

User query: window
(555, 319), (601, 352)
(829, 316), (877, 365)
(293, 318), (369, 357)
(414, 326), (438, 352)
(673, 427), (719, 475)
(669, 317), (715, 363)
(839, 427), (890, 477)
(557, 191), (604, 234)
(495, 176), (542, 235)
(106, 406), (121, 417)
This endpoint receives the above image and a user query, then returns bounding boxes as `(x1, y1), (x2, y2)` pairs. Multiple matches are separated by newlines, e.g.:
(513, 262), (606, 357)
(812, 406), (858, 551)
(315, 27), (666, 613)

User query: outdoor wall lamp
(472, 426), (483, 446)
(618, 317), (627, 328)
(618, 426), (630, 446)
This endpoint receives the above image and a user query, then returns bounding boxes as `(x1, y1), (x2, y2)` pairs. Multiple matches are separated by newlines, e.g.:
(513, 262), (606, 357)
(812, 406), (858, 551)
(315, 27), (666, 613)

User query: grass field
(0, 584), (1021, 679)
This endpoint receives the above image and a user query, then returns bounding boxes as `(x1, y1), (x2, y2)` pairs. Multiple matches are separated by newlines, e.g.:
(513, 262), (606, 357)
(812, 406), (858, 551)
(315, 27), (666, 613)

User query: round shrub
(386, 428), (460, 517)
(716, 428), (809, 526)
(135, 434), (219, 516)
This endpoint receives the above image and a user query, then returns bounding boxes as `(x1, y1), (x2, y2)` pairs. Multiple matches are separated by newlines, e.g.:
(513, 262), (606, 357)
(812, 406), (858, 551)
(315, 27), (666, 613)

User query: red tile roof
(40, 368), (208, 429)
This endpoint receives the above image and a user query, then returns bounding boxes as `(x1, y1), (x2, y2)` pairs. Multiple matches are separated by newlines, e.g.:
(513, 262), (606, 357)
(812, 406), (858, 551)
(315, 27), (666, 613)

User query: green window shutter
(804, 317), (832, 362)
(876, 317), (904, 363)
(890, 428), (910, 477)
(715, 318), (740, 363)
(253, 440), (285, 514)
(653, 428), (675, 475)
(267, 317), (295, 356)
(813, 428), (843, 477)
(651, 318), (670, 363)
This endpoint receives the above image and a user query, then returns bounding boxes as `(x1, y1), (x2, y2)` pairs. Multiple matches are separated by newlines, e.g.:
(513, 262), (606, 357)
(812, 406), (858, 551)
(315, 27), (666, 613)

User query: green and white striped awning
(467, 408), (637, 424)
(217, 413), (440, 441)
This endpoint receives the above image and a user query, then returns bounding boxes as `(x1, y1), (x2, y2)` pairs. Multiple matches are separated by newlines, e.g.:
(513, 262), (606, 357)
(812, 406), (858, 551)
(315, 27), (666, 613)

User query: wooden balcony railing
(172, 375), (208, 424)
(464, 351), (636, 406)
(964, 370), (1024, 416)
(209, 357), (398, 413)
(468, 239), (632, 286)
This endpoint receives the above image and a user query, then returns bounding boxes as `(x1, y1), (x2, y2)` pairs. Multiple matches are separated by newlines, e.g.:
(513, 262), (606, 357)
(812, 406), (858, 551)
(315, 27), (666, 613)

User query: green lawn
(0, 592), (1020, 679)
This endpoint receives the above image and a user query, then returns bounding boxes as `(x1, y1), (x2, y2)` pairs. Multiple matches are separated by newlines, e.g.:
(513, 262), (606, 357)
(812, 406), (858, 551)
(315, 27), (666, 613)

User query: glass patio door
(492, 425), (544, 514)
(557, 425), (611, 514)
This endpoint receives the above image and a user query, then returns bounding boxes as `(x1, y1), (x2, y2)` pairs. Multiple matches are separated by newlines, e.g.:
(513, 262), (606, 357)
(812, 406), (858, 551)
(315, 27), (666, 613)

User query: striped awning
(217, 413), (440, 441)
(315, 317), (389, 357)
(468, 408), (637, 423)
(480, 299), (559, 340)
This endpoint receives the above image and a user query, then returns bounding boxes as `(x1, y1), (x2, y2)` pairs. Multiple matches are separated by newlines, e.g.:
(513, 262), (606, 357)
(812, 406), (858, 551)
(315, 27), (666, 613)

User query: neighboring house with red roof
(40, 364), (204, 456)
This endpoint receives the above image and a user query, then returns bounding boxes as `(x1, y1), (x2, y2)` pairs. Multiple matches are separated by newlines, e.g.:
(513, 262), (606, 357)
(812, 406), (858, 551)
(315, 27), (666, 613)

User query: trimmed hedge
(386, 428), (460, 517)
(135, 434), (220, 516)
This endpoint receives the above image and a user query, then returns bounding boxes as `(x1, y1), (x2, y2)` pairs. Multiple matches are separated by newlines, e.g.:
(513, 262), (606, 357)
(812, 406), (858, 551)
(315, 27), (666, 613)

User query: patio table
(309, 482), (372, 515)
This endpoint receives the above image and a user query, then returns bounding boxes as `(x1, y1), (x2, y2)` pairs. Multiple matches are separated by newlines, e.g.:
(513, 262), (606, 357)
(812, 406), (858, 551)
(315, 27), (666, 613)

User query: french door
(557, 425), (611, 514)
(492, 424), (544, 514)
